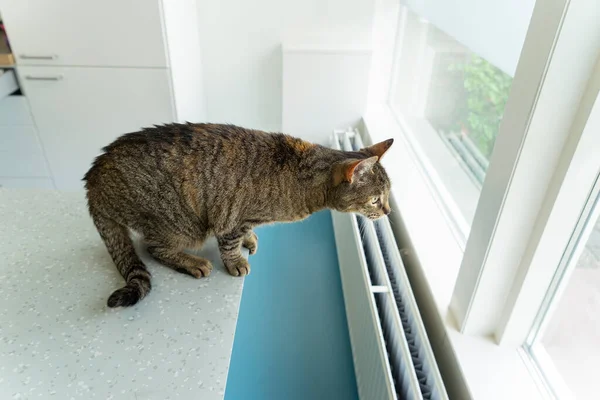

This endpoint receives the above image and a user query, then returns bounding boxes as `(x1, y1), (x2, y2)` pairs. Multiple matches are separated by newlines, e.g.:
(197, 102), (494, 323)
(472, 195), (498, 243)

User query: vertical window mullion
(451, 0), (600, 336)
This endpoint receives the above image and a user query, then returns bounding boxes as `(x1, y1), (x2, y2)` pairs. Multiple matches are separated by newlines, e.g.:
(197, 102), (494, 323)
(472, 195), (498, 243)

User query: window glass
(527, 183), (600, 399)
(390, 6), (523, 235)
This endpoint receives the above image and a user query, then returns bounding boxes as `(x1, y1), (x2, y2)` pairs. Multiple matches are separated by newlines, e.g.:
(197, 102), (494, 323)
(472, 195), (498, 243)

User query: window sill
(362, 105), (548, 400)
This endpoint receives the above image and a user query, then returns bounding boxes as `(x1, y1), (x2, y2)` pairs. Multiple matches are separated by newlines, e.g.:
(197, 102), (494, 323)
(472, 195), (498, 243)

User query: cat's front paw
(179, 259), (213, 278)
(225, 258), (251, 277)
(242, 231), (258, 255)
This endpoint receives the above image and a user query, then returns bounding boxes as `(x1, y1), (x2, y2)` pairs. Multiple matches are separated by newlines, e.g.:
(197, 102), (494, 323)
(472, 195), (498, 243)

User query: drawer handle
(20, 54), (58, 60)
(24, 74), (63, 81)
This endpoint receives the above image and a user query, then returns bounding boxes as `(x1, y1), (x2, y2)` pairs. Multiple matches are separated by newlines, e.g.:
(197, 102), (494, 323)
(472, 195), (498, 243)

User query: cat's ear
(362, 138), (394, 160)
(333, 156), (379, 185)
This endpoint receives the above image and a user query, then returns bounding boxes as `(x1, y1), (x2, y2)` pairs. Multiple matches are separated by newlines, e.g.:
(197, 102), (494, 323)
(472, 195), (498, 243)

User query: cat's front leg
(242, 230), (258, 255)
(217, 230), (251, 277)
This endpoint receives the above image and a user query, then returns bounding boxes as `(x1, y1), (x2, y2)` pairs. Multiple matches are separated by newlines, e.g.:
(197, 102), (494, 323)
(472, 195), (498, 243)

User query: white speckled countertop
(0, 189), (244, 400)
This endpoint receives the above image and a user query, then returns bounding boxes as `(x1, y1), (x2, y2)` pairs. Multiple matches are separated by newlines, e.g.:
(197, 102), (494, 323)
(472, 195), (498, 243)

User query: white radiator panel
(359, 216), (423, 399)
(332, 212), (398, 400)
(332, 129), (449, 400)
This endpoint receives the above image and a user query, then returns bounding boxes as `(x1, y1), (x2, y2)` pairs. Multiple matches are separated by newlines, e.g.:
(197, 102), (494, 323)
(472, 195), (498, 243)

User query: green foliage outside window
(452, 56), (512, 158)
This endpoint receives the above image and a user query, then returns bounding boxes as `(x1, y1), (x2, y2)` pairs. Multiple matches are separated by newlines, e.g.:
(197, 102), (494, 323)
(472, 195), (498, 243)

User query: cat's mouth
(346, 209), (384, 221)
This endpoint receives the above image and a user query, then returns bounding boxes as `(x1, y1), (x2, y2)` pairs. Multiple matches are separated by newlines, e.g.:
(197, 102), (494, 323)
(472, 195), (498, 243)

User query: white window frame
(450, 0), (600, 337)
(525, 164), (600, 400)
(497, 59), (600, 347)
(363, 0), (600, 397)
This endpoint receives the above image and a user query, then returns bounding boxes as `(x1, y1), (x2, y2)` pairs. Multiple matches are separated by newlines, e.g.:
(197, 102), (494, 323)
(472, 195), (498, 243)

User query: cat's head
(330, 139), (393, 220)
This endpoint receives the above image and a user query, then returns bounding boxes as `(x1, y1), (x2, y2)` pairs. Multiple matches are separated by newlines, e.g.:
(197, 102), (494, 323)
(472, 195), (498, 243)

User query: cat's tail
(90, 211), (152, 308)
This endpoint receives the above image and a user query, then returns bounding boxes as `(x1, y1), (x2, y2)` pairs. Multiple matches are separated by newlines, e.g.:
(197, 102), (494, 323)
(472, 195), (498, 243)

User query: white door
(1, 0), (168, 67)
(19, 66), (175, 189)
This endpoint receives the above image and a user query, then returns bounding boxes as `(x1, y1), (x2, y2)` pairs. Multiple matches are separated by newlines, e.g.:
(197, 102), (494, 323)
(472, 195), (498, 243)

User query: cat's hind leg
(242, 230), (258, 255)
(146, 234), (213, 278)
(89, 211), (152, 308)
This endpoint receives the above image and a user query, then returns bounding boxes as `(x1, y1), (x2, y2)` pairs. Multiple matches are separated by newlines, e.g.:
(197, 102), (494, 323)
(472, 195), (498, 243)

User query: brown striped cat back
(84, 123), (393, 307)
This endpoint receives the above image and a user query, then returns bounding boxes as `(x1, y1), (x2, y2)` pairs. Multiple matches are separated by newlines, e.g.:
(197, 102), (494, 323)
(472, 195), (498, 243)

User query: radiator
(331, 129), (448, 400)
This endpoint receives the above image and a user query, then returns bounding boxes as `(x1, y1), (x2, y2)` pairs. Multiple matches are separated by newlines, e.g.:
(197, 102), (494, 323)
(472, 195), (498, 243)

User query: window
(369, 0), (600, 398)
(526, 176), (600, 399)
(389, 5), (531, 239)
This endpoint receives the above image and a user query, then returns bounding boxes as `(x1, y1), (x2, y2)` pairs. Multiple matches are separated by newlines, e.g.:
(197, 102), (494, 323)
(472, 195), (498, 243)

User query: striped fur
(84, 123), (392, 307)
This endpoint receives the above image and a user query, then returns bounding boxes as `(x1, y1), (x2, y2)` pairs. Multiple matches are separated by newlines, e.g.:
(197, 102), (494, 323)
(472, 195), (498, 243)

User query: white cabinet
(0, 95), (34, 125)
(0, 69), (18, 99)
(19, 66), (175, 189)
(0, 92), (49, 184)
(0, 0), (168, 67)
(0, 177), (54, 189)
(0, 0), (205, 189)
(0, 125), (49, 177)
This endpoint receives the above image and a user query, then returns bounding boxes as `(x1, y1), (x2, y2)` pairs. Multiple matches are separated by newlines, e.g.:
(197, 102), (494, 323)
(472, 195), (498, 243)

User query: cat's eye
(371, 197), (380, 205)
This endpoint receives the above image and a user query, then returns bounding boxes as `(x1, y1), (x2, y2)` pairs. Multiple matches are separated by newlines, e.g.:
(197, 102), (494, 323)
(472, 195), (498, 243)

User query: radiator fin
(358, 216), (423, 400)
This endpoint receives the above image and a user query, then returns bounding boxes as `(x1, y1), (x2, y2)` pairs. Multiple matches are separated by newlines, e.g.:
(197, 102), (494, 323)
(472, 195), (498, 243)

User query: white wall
(196, 0), (375, 132)
(366, 0), (401, 106)
(282, 48), (372, 144)
(163, 0), (206, 122)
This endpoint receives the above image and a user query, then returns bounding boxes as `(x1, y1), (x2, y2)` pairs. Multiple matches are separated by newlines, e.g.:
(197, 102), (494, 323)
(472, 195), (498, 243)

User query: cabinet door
(0, 177), (54, 189)
(1, 0), (168, 67)
(19, 66), (175, 189)
(0, 126), (50, 177)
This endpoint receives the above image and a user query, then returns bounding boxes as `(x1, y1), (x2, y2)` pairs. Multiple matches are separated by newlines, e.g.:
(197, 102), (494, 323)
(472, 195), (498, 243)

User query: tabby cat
(84, 123), (393, 307)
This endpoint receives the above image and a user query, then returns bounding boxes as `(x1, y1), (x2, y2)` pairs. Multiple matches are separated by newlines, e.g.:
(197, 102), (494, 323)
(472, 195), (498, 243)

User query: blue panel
(225, 211), (358, 400)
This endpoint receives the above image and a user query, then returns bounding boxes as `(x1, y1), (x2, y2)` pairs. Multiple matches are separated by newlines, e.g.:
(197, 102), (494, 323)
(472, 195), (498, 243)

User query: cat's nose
(383, 206), (391, 215)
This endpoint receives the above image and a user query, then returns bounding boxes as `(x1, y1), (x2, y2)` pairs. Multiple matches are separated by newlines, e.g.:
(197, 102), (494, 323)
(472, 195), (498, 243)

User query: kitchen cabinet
(0, 0), (168, 68)
(0, 0), (204, 189)
(19, 66), (174, 189)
